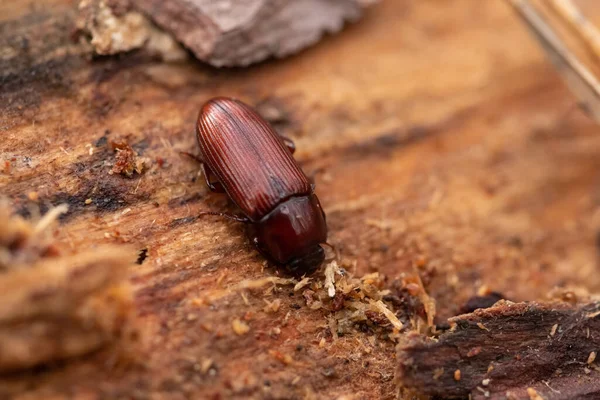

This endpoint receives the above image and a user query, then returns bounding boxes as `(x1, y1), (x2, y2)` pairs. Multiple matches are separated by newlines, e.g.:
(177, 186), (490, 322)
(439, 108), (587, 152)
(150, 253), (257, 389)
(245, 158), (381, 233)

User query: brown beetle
(195, 97), (328, 275)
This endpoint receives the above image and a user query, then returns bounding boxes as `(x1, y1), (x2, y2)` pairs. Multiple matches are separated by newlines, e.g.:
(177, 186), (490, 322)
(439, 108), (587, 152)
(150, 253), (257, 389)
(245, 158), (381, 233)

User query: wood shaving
(294, 277), (312, 291)
(269, 350), (293, 365)
(399, 271), (436, 330)
(587, 351), (596, 365)
(324, 261), (338, 297)
(192, 256), (403, 347)
(369, 300), (403, 331)
(477, 322), (490, 331)
(194, 276), (296, 305)
(33, 204), (69, 235)
(1, 204), (66, 270)
(586, 310), (600, 319)
(232, 319), (249, 335)
(199, 358), (213, 374)
(263, 298), (281, 313)
(240, 291), (249, 306)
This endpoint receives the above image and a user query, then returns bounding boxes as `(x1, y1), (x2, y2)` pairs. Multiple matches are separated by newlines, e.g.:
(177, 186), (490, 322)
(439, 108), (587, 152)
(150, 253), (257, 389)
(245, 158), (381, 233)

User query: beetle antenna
(180, 151), (203, 164)
(198, 211), (250, 224)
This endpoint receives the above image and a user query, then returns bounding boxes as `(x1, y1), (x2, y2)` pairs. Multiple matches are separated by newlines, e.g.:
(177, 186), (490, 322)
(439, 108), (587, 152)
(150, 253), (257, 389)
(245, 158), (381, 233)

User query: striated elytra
(195, 97), (328, 275)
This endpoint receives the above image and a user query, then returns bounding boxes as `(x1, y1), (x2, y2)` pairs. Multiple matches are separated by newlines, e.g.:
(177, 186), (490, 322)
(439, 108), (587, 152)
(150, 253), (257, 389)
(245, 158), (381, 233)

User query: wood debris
(269, 350), (293, 366)
(193, 258), (408, 345)
(76, 0), (187, 61)
(369, 300), (402, 331)
(231, 319), (250, 335)
(324, 261), (338, 297)
(263, 298), (281, 313)
(311, 265), (409, 339)
(385, 272), (437, 334)
(294, 277), (312, 292)
(0, 204), (134, 372)
(0, 203), (66, 269)
(193, 276), (296, 305)
(454, 369), (461, 382)
(109, 137), (148, 177)
(398, 300), (600, 399)
(587, 351), (597, 365)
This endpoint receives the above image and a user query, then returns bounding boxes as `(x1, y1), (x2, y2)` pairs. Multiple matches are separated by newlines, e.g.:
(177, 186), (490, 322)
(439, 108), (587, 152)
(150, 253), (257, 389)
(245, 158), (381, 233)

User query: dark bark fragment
(397, 301), (600, 399)
(460, 291), (505, 314)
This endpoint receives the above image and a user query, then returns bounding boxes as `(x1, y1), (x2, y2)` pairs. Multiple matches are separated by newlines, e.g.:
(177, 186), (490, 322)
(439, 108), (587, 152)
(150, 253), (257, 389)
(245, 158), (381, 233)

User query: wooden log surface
(3, 0), (600, 398)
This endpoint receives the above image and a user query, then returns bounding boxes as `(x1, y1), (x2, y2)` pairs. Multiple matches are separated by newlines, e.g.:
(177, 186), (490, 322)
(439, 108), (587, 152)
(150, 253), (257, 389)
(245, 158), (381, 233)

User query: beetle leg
(251, 235), (273, 261)
(180, 151), (203, 163)
(280, 136), (296, 154)
(200, 163), (225, 193)
(180, 151), (225, 193)
(198, 211), (250, 223)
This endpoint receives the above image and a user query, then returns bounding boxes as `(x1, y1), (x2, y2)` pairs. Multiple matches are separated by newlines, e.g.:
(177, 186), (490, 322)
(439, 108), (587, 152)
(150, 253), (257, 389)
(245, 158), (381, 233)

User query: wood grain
(2, 0), (600, 398)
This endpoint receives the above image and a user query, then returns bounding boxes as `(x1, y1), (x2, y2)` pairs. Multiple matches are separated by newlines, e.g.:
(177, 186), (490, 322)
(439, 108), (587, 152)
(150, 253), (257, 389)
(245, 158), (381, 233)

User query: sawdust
(109, 137), (148, 177)
(193, 260), (433, 346)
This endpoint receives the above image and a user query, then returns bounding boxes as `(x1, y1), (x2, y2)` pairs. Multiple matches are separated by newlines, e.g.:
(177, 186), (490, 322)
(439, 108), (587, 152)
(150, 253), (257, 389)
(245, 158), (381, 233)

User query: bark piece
(0, 206), (134, 372)
(397, 300), (600, 399)
(129, 0), (378, 66)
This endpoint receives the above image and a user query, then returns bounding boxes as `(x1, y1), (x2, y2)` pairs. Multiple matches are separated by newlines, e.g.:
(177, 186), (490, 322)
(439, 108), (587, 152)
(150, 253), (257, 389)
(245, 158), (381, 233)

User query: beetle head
(286, 245), (325, 276)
